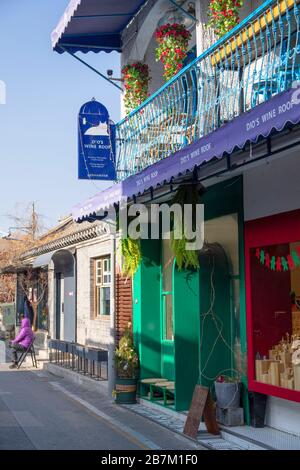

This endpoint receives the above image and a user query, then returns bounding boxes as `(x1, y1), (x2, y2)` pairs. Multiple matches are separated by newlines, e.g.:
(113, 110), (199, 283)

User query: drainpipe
(108, 234), (116, 399)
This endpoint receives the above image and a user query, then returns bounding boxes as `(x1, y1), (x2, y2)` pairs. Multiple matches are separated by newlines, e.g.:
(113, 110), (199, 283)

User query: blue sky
(0, 0), (120, 233)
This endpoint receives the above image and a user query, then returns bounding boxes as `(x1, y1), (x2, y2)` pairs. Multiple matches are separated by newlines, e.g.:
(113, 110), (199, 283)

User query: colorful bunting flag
(255, 248), (300, 272)
(276, 257), (282, 272)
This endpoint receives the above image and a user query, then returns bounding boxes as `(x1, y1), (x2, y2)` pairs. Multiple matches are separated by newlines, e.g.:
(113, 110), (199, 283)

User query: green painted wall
(202, 177), (243, 219)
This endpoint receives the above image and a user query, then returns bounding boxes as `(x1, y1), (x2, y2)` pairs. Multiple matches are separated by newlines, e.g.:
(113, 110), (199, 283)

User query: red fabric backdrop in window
(245, 209), (300, 403)
(250, 243), (292, 357)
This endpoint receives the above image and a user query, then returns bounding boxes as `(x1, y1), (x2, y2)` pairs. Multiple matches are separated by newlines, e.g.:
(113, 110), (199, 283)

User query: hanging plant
(171, 235), (200, 271)
(170, 184), (202, 271)
(155, 23), (192, 82)
(207, 0), (243, 38)
(121, 62), (151, 114)
(121, 237), (142, 278)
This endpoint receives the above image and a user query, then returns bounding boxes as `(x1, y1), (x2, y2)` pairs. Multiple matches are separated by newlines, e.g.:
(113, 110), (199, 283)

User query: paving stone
(122, 403), (265, 450)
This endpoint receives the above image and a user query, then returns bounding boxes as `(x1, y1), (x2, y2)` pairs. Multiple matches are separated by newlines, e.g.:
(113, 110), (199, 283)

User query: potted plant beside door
(214, 341), (246, 411)
(214, 375), (242, 409)
(114, 323), (139, 404)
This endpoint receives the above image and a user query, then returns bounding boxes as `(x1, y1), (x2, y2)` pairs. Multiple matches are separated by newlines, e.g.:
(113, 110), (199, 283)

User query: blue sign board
(78, 100), (116, 180)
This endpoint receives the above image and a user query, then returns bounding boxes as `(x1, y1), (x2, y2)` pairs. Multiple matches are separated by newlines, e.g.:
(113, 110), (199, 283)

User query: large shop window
(250, 242), (300, 392)
(95, 257), (111, 316)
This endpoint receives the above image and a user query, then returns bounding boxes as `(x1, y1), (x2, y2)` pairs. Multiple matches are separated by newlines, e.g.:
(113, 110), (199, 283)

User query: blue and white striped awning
(51, 0), (148, 54)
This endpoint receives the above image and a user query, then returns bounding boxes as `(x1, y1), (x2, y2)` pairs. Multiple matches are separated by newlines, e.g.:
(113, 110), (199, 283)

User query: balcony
(116, 0), (300, 181)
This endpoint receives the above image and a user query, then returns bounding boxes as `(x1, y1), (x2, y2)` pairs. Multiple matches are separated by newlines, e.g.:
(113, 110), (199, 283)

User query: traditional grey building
(19, 216), (116, 394)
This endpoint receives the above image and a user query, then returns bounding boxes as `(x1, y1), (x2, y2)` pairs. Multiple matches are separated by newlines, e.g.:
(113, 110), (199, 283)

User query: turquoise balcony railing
(116, 0), (300, 180)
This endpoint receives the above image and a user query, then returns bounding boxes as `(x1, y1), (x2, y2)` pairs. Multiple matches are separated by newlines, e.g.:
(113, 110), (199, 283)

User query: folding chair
(17, 338), (38, 369)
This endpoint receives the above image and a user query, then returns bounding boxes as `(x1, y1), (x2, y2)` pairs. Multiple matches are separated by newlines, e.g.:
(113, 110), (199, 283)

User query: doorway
(52, 250), (76, 343)
(55, 273), (61, 340)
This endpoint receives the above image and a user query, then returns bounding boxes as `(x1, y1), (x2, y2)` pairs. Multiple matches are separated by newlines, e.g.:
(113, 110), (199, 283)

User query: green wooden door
(173, 268), (200, 411)
(133, 239), (162, 380)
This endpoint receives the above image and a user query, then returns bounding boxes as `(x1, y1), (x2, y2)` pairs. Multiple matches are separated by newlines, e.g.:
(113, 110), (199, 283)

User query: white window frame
(94, 257), (111, 317)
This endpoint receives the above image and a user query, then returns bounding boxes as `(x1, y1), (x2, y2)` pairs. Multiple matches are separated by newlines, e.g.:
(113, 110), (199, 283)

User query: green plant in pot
(207, 0), (243, 38)
(155, 23), (192, 81)
(114, 324), (139, 404)
(121, 62), (151, 114)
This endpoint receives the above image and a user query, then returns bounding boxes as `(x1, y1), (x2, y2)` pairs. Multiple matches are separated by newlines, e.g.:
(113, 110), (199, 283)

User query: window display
(250, 242), (300, 391)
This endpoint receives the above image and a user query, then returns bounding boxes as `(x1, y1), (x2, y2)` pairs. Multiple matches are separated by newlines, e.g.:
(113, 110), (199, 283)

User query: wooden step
(154, 381), (174, 387)
(141, 377), (167, 384)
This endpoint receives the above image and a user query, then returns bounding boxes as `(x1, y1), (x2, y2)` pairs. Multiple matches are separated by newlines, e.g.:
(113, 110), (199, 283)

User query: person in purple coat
(9, 317), (34, 368)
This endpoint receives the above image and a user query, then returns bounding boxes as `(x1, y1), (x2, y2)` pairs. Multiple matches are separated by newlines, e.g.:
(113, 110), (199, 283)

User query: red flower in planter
(208, 0), (243, 38)
(155, 23), (192, 81)
(216, 375), (225, 383)
(121, 62), (151, 114)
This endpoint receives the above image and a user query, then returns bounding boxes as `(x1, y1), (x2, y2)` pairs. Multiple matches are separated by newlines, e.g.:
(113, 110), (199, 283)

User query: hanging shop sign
(78, 99), (116, 181)
(255, 247), (300, 272)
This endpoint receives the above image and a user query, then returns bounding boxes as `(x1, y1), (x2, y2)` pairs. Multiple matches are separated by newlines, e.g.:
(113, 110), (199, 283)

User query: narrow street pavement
(0, 361), (203, 451)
